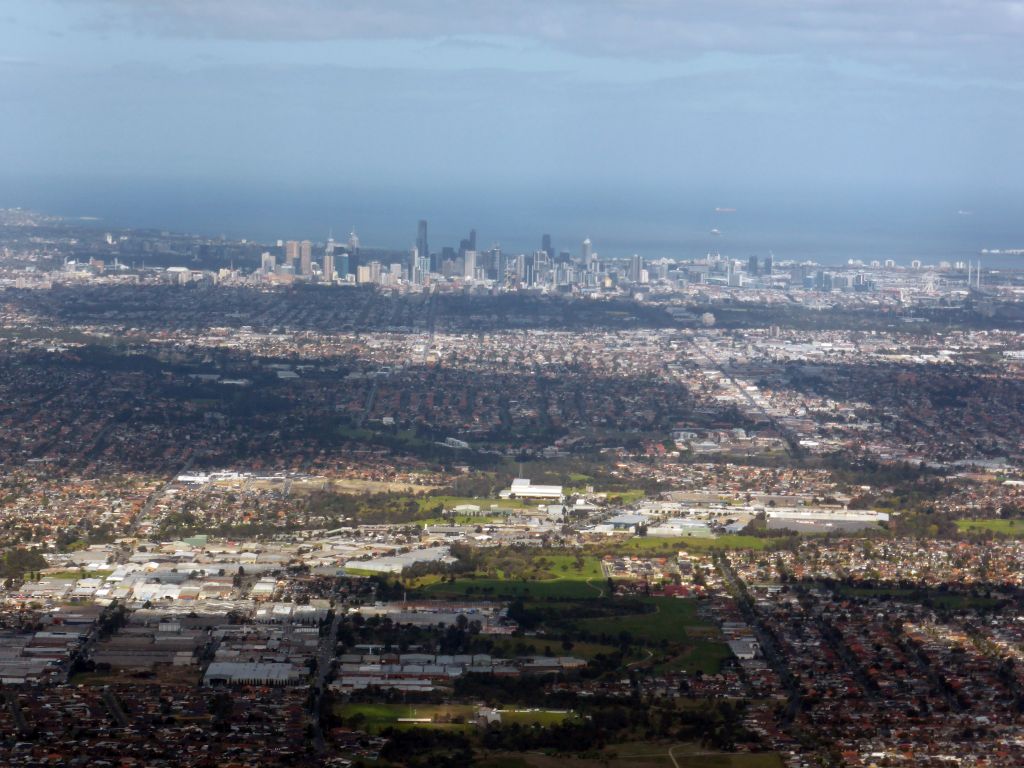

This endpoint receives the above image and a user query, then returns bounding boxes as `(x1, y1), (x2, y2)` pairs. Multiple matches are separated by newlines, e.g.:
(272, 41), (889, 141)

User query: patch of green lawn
(423, 578), (601, 600)
(956, 518), (1024, 537)
(578, 598), (700, 644)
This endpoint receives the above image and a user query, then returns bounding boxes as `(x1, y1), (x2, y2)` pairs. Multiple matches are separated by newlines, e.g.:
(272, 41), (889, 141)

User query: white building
(500, 478), (564, 501)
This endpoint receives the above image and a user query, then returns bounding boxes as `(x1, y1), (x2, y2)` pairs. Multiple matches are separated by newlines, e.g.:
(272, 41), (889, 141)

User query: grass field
(577, 597), (705, 644)
(542, 554), (605, 579)
(956, 518), (1024, 537)
(604, 489), (649, 505)
(341, 566), (382, 577)
(484, 636), (620, 660)
(658, 637), (736, 675)
(414, 496), (534, 514)
(421, 552), (606, 599)
(335, 703), (478, 733)
(497, 709), (579, 726)
(325, 478), (443, 495)
(335, 703), (577, 733)
(574, 598), (731, 674)
(423, 578), (603, 600)
(33, 569), (114, 581)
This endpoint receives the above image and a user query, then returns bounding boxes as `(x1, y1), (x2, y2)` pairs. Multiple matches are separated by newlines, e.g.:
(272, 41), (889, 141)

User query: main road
(310, 604), (343, 754)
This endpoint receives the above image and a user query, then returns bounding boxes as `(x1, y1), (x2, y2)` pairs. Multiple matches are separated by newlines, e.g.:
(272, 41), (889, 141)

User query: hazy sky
(1, 1), (1022, 252)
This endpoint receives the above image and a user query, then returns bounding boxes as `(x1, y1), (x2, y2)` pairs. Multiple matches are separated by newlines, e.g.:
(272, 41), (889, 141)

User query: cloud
(75, 0), (1024, 59)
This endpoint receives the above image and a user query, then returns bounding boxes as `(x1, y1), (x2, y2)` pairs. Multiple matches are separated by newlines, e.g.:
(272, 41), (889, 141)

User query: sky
(0, 1), (1022, 257)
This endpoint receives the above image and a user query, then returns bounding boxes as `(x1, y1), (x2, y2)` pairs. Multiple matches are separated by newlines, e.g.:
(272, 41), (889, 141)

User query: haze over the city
(6, 4), (1024, 768)
(2, 0), (1023, 259)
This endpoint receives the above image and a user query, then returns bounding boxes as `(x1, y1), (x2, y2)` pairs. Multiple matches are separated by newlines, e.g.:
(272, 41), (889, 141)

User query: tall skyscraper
(747, 255), (759, 276)
(464, 250), (477, 279)
(581, 237), (592, 265)
(459, 228), (478, 259)
(412, 247), (430, 285)
(489, 246), (504, 281)
(284, 240), (299, 266)
(416, 220), (429, 269)
(346, 230), (360, 275)
(299, 240), (313, 276)
(630, 253), (644, 283)
(322, 252), (335, 281)
(542, 234), (553, 261)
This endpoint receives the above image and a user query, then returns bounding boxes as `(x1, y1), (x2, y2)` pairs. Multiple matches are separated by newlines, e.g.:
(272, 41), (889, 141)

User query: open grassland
(484, 636), (620, 660)
(542, 554), (604, 579)
(497, 709), (580, 727)
(328, 478), (443, 495)
(420, 552), (605, 599)
(335, 703), (577, 734)
(423, 577), (602, 600)
(574, 598), (732, 674)
(656, 637), (735, 675)
(578, 598), (702, 644)
(604, 489), (649, 504)
(956, 518), (1024, 537)
(335, 702), (478, 734)
(35, 569), (114, 580)
(415, 496), (534, 513)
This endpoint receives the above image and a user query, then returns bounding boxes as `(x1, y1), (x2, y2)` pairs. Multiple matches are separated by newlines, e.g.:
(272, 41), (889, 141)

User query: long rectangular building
(765, 508), (888, 534)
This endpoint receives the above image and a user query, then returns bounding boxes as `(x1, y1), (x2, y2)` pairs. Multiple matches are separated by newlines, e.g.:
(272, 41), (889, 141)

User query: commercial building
(499, 478), (564, 500)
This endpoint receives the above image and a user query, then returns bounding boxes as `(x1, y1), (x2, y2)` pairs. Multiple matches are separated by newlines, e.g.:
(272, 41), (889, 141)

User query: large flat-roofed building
(343, 546), (454, 575)
(647, 518), (714, 538)
(204, 661), (305, 687)
(607, 513), (649, 531)
(765, 508), (888, 534)
(499, 478), (564, 500)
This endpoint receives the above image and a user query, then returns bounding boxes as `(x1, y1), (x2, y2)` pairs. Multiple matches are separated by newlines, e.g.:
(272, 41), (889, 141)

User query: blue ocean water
(3, 177), (1022, 268)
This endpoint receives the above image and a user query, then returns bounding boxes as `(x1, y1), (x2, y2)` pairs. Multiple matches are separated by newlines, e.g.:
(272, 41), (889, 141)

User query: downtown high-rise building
(284, 240), (300, 266)
(459, 228), (477, 256)
(346, 230), (360, 275)
(630, 253), (644, 283)
(299, 240), (313, 276)
(542, 233), (553, 261)
(489, 246), (504, 282)
(416, 220), (429, 270)
(322, 252), (335, 281)
(412, 248), (430, 285)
